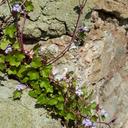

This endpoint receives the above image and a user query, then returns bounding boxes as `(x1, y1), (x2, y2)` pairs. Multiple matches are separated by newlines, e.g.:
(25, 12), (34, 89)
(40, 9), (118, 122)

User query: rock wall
(0, 0), (128, 128)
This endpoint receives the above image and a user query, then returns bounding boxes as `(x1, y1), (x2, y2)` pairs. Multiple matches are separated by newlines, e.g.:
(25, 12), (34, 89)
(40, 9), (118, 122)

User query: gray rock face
(0, 0), (93, 40)
(22, 0), (90, 39)
(0, 0), (128, 40)
(0, 78), (62, 128)
(94, 0), (128, 19)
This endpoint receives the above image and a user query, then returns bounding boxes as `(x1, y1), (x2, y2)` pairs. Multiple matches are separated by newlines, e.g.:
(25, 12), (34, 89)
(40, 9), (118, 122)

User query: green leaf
(4, 24), (16, 38)
(70, 95), (76, 100)
(40, 65), (52, 78)
(15, 52), (25, 61)
(71, 102), (77, 109)
(17, 65), (27, 78)
(56, 102), (64, 110)
(0, 63), (5, 71)
(91, 115), (98, 122)
(28, 90), (41, 98)
(0, 38), (10, 50)
(13, 90), (22, 100)
(37, 94), (48, 105)
(27, 70), (39, 80)
(80, 107), (91, 116)
(65, 112), (75, 121)
(29, 80), (41, 90)
(7, 58), (20, 67)
(48, 98), (58, 105)
(25, 1), (34, 12)
(7, 67), (17, 75)
(40, 80), (53, 93)
(57, 95), (64, 102)
(21, 77), (29, 83)
(58, 110), (66, 117)
(6, 52), (25, 67)
(13, 41), (20, 50)
(0, 55), (5, 63)
(89, 102), (97, 109)
(30, 57), (42, 68)
(17, 64), (30, 78)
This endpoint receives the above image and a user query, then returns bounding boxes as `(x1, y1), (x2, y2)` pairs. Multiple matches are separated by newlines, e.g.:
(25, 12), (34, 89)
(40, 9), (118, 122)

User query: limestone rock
(0, 0), (128, 39)
(94, 0), (128, 19)
(23, 0), (92, 39)
(0, 78), (62, 128)
(0, 0), (93, 39)
(41, 15), (128, 128)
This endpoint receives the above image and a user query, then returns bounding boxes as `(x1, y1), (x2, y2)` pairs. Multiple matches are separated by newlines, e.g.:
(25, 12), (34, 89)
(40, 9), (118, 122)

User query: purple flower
(75, 86), (83, 96)
(82, 119), (96, 128)
(82, 118), (92, 127)
(5, 45), (12, 54)
(100, 109), (108, 117)
(16, 84), (27, 91)
(12, 3), (21, 12)
(79, 26), (90, 32)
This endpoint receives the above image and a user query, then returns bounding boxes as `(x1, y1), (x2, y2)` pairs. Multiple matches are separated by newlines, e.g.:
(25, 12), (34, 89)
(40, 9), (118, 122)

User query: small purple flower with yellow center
(5, 45), (12, 54)
(16, 84), (27, 91)
(12, 3), (21, 12)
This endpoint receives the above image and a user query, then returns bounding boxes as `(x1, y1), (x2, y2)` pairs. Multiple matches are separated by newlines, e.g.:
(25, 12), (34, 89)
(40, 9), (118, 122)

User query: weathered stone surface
(94, 0), (128, 19)
(23, 0), (92, 39)
(38, 12), (128, 128)
(0, 0), (94, 39)
(0, 78), (62, 128)
(0, 0), (127, 39)
(86, 21), (128, 128)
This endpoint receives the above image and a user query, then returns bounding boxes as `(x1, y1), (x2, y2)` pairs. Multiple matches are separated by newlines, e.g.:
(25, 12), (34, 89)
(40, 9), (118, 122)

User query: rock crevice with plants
(0, 0), (128, 128)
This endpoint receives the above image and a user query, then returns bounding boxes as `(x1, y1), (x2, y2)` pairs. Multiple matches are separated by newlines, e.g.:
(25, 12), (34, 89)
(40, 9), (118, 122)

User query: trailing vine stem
(5, 0), (27, 53)
(46, 0), (88, 65)
(19, 9), (27, 53)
